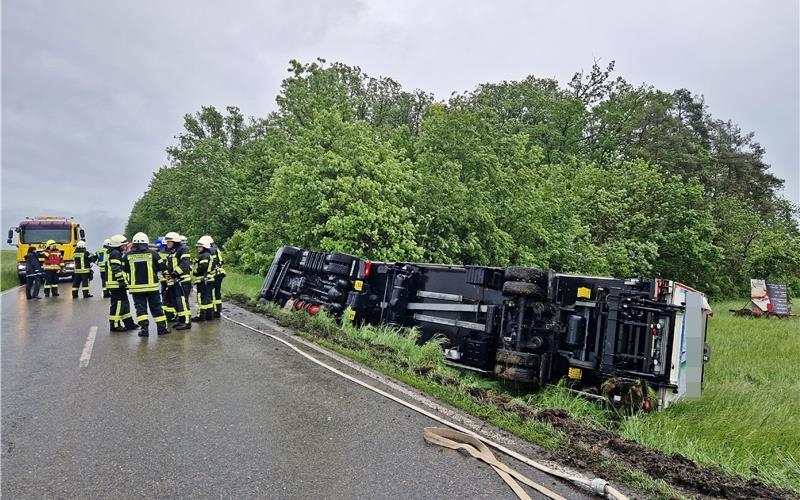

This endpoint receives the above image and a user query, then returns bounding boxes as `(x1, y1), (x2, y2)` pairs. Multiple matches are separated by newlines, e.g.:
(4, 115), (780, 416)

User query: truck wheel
(504, 266), (548, 284)
(326, 252), (356, 267)
(323, 262), (351, 276)
(502, 281), (545, 299)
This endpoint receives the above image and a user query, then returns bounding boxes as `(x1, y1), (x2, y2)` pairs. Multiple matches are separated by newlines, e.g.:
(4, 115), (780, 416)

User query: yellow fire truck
(6, 216), (86, 284)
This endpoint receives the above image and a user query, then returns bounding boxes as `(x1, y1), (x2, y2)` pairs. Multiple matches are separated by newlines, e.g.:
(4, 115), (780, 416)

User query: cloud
(2, 0), (797, 250)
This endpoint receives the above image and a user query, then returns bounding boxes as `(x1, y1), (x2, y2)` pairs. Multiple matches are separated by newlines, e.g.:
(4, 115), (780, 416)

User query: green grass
(222, 269), (264, 298)
(222, 268), (799, 494)
(1, 249), (21, 291)
(620, 300), (800, 491)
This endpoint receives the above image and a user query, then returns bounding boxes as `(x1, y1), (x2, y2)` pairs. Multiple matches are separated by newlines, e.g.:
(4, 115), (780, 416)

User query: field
(1, 249), (20, 291)
(223, 269), (799, 495)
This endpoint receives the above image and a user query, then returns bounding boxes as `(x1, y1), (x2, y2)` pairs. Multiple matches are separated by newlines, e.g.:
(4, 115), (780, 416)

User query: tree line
(126, 59), (800, 296)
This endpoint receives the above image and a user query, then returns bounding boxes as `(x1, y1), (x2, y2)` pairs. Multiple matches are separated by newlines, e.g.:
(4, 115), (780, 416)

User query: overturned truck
(259, 246), (711, 409)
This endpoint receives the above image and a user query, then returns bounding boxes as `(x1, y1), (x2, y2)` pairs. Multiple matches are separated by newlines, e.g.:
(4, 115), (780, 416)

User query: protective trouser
(161, 281), (176, 321)
(72, 272), (92, 298)
(195, 281), (214, 321)
(109, 288), (135, 330)
(131, 291), (168, 335)
(44, 270), (60, 296)
(26, 275), (41, 299)
(170, 281), (192, 325)
(213, 275), (224, 317)
(101, 273), (110, 298)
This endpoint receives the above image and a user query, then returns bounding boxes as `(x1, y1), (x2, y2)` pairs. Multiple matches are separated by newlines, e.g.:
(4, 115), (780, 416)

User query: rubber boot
(157, 324), (170, 336)
(44, 288), (50, 298)
(192, 313), (206, 322)
(124, 319), (139, 331)
(110, 321), (126, 332)
(83, 291), (94, 298)
(174, 321), (191, 331)
(72, 290), (79, 299)
(138, 320), (149, 337)
(103, 290), (111, 298)
(205, 308), (215, 321)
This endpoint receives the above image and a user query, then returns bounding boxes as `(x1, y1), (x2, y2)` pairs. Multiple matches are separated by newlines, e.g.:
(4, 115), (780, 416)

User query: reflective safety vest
(73, 249), (94, 274)
(123, 247), (164, 293)
(94, 247), (108, 269)
(158, 251), (169, 282)
(211, 246), (226, 278)
(105, 248), (126, 289)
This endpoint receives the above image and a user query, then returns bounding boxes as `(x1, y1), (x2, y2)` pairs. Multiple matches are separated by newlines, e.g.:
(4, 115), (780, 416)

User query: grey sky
(3, 0), (798, 249)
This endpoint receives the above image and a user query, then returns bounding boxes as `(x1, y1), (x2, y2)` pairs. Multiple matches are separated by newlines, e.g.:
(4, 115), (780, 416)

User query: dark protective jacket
(25, 250), (44, 275)
(123, 244), (165, 294)
(105, 247), (126, 289)
(192, 248), (213, 284)
(73, 248), (96, 274)
(167, 243), (193, 283)
(210, 245), (226, 278)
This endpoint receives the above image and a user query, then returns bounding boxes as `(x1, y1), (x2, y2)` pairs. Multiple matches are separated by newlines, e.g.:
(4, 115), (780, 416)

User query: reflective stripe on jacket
(73, 249), (95, 274)
(43, 249), (64, 271)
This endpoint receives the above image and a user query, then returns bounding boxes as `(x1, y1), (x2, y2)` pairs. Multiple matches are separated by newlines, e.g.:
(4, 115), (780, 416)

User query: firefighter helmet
(196, 237), (211, 250)
(76, 240), (86, 248)
(164, 231), (180, 242)
(109, 234), (128, 247)
(103, 238), (111, 246)
(46, 239), (56, 247)
(179, 235), (188, 244)
(199, 235), (214, 245)
(132, 232), (149, 244)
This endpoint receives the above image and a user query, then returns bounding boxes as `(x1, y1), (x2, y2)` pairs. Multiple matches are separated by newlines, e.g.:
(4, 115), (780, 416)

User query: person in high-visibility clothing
(164, 231), (192, 330)
(155, 237), (176, 322)
(206, 236), (226, 318)
(106, 234), (138, 332)
(123, 232), (169, 337)
(42, 240), (64, 297)
(71, 240), (96, 298)
(192, 237), (216, 322)
(94, 239), (111, 298)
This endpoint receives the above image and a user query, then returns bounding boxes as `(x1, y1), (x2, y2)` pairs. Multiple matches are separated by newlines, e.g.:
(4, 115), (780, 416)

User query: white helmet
(196, 237), (211, 250)
(76, 240), (86, 249)
(201, 235), (214, 245)
(179, 235), (188, 244)
(103, 238), (111, 246)
(132, 232), (149, 244)
(164, 231), (180, 242)
(109, 234), (128, 247)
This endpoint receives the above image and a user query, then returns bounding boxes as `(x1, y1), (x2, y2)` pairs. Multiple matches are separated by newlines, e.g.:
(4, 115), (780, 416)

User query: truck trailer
(259, 246), (711, 409)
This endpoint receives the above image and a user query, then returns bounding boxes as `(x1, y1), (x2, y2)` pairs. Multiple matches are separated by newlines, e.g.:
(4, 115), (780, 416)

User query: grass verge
(1, 249), (20, 291)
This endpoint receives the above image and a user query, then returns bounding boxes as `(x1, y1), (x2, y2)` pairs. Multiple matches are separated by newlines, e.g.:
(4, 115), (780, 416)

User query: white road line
(1, 285), (23, 296)
(79, 326), (98, 368)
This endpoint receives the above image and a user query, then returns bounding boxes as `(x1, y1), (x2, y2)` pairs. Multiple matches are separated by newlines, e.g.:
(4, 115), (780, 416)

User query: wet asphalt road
(2, 280), (586, 499)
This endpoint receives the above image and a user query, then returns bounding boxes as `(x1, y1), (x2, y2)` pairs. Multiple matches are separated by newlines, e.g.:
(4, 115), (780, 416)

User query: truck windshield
(20, 227), (72, 244)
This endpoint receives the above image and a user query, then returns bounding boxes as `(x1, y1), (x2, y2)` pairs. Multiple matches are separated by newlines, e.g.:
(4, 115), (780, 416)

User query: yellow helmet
(46, 239), (56, 247)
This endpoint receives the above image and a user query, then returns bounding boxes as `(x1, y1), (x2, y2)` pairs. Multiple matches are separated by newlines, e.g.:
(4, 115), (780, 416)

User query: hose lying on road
(222, 313), (629, 500)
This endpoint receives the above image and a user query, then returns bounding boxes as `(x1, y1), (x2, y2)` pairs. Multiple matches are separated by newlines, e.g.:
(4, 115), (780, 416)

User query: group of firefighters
(24, 232), (225, 337)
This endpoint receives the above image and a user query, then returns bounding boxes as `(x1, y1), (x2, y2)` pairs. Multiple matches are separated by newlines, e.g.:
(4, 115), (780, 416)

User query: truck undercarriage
(259, 246), (710, 409)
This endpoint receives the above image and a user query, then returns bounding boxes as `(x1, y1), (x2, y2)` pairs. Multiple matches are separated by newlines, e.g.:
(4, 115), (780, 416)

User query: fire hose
(222, 313), (628, 500)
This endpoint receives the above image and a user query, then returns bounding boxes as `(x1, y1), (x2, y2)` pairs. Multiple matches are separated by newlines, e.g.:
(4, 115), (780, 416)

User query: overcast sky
(2, 0), (798, 249)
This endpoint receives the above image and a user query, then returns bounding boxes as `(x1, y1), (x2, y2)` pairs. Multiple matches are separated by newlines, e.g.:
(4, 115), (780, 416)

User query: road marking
(79, 326), (98, 368)
(0, 285), (23, 296)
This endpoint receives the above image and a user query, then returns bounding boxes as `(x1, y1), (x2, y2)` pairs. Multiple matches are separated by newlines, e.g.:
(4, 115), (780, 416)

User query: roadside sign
(766, 283), (789, 317)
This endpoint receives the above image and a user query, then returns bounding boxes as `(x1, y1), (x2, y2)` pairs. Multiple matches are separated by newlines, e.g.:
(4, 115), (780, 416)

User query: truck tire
(323, 262), (351, 276)
(326, 252), (356, 267)
(504, 266), (548, 284)
(502, 280), (545, 299)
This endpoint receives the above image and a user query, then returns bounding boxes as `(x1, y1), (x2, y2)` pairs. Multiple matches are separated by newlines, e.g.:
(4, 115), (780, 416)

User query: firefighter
(206, 236), (226, 318)
(107, 234), (138, 332)
(25, 246), (44, 300)
(192, 237), (216, 322)
(123, 232), (169, 337)
(156, 237), (176, 322)
(42, 240), (64, 297)
(71, 241), (96, 298)
(164, 232), (192, 330)
(94, 239), (112, 298)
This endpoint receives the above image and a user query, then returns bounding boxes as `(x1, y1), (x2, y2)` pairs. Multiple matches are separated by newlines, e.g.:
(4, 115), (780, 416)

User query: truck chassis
(259, 246), (710, 409)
